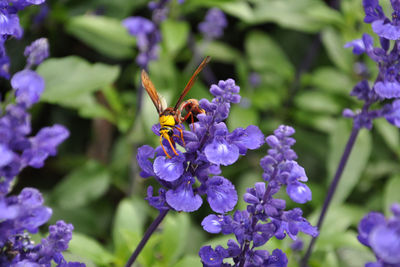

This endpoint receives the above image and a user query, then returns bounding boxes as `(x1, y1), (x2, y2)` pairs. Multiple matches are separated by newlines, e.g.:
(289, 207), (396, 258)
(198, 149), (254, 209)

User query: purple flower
(153, 153), (184, 181)
(199, 125), (317, 266)
(21, 124), (70, 168)
(201, 214), (223, 234)
(122, 16), (160, 68)
(344, 38), (366, 55)
(11, 69), (45, 107)
(362, 0), (400, 40)
(165, 175), (202, 212)
(0, 10), (22, 38)
(204, 176), (237, 213)
(198, 8), (227, 40)
(358, 204), (400, 266)
(1, 70), (68, 194)
(385, 99), (400, 127)
(199, 245), (225, 266)
(24, 37), (49, 67)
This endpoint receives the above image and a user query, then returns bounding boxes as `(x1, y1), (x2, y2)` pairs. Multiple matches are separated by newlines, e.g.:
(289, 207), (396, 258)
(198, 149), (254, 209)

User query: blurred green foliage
(9, 0), (400, 266)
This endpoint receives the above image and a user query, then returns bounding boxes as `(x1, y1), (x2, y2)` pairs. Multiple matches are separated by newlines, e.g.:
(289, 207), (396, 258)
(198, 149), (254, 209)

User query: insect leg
(160, 135), (172, 158)
(175, 126), (186, 147)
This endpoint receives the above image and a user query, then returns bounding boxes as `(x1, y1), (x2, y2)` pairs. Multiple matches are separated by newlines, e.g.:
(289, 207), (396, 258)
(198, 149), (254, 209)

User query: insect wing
(141, 69), (164, 114)
(173, 56), (211, 110)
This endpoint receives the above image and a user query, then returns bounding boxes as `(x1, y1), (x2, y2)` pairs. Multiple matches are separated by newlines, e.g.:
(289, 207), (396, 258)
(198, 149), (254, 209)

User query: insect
(141, 56), (211, 158)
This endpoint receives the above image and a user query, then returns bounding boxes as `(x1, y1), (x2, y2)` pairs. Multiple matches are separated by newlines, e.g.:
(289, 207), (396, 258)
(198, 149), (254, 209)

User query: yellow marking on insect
(159, 115), (175, 127)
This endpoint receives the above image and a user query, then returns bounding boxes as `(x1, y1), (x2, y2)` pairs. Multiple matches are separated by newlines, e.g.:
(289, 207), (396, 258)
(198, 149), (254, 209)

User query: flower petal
(204, 138), (239, 166)
(153, 155), (184, 181)
(165, 176), (202, 212)
(206, 176), (238, 213)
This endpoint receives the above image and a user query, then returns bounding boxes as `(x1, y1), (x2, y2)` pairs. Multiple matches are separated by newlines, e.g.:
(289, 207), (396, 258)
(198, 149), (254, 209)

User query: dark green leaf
(50, 160), (110, 209)
(228, 105), (259, 129)
(112, 197), (148, 261)
(69, 232), (114, 266)
(245, 31), (294, 80)
(159, 213), (190, 265)
(294, 91), (342, 114)
(220, 1), (254, 23)
(38, 56), (120, 102)
(307, 67), (354, 94)
(321, 27), (353, 73)
(375, 118), (400, 156)
(204, 41), (242, 63)
(251, 0), (342, 32)
(161, 19), (190, 55)
(37, 56), (120, 120)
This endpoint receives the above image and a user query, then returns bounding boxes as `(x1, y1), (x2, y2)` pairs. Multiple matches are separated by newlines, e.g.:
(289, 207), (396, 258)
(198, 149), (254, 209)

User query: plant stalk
(300, 126), (360, 267)
(125, 209), (170, 267)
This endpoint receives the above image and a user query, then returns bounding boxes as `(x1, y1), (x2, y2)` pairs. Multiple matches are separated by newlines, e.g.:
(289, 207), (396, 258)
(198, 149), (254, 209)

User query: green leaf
(375, 118), (400, 155)
(204, 41), (242, 63)
(159, 213), (190, 265)
(112, 198), (147, 254)
(220, 1), (255, 23)
(337, 246), (376, 267)
(321, 27), (353, 73)
(175, 255), (202, 267)
(63, 93), (115, 121)
(306, 67), (354, 94)
(294, 91), (342, 114)
(327, 120), (372, 204)
(228, 105), (259, 129)
(66, 15), (135, 59)
(245, 31), (294, 80)
(161, 19), (189, 55)
(69, 232), (114, 266)
(292, 110), (338, 133)
(38, 56), (120, 102)
(251, 0), (342, 32)
(50, 160), (110, 209)
(384, 174), (400, 215)
(37, 56), (120, 120)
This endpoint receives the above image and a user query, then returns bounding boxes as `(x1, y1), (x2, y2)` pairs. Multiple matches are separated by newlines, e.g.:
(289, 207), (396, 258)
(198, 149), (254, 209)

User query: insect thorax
(159, 114), (175, 128)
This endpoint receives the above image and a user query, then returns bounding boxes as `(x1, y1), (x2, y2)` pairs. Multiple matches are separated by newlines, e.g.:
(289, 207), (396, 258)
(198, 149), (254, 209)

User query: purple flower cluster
(0, 189), (82, 266)
(0, 39), (67, 195)
(199, 126), (318, 267)
(122, 16), (161, 69)
(122, 0), (183, 68)
(0, 0), (46, 79)
(357, 203), (400, 267)
(198, 8), (228, 40)
(0, 38), (82, 266)
(137, 78), (264, 213)
(343, 0), (400, 129)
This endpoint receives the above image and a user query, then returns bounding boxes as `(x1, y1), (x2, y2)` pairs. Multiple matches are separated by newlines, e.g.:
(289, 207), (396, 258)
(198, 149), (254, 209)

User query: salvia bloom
(24, 37), (50, 67)
(198, 8), (227, 40)
(0, 0), (46, 79)
(0, 38), (83, 266)
(137, 78), (264, 213)
(1, 39), (65, 195)
(0, 189), (82, 266)
(122, 16), (161, 69)
(199, 125), (318, 267)
(343, 0), (400, 130)
(357, 203), (400, 266)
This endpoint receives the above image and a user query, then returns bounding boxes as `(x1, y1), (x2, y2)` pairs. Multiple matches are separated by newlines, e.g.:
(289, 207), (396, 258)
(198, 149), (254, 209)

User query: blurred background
(4, 0), (400, 266)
